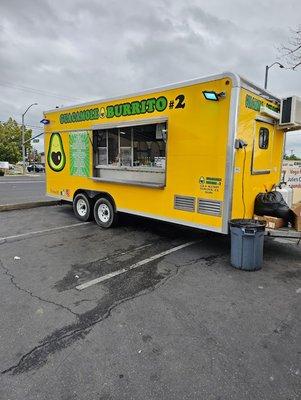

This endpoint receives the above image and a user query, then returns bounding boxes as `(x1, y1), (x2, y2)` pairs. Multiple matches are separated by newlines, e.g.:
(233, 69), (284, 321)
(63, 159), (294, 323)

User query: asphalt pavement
(0, 204), (300, 399)
(0, 174), (51, 205)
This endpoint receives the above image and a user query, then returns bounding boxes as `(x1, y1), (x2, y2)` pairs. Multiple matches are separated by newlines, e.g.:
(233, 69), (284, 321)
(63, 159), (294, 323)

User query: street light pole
(264, 65), (269, 90)
(22, 103), (38, 174)
(264, 62), (284, 90)
(21, 113), (25, 175)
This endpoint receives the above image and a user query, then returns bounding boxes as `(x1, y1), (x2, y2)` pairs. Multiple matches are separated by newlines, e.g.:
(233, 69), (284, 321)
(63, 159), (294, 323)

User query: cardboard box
(293, 188), (301, 204)
(254, 214), (285, 229)
(291, 202), (301, 232)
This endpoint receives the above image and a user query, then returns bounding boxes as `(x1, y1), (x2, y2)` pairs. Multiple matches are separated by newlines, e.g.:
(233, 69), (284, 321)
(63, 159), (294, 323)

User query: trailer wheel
(73, 193), (93, 222)
(94, 197), (118, 228)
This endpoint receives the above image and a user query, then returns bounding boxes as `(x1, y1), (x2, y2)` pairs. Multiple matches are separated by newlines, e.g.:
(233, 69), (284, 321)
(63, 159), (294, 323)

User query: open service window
(92, 119), (167, 187)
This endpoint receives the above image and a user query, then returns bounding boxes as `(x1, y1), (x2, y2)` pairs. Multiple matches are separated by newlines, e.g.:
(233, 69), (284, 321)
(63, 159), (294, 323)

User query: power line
(0, 80), (85, 101)
(0, 120), (42, 129)
(22, 124), (43, 129)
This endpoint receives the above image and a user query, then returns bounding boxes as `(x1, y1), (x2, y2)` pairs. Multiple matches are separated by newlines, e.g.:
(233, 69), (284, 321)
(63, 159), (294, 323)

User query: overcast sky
(0, 0), (300, 155)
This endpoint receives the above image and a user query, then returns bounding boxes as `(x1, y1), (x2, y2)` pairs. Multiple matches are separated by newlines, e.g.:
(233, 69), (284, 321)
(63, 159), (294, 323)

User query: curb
(0, 173), (45, 177)
(0, 200), (62, 212)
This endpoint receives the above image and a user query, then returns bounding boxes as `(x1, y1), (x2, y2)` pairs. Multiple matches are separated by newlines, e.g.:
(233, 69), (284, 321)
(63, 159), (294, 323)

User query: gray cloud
(0, 0), (300, 154)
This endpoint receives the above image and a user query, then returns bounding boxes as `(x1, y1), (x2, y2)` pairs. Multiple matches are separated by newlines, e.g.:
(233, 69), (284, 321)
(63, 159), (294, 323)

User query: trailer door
(251, 121), (274, 174)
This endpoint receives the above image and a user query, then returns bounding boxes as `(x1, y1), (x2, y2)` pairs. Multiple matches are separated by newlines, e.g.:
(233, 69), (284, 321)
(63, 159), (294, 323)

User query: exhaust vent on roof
(198, 199), (222, 216)
(174, 195), (195, 212)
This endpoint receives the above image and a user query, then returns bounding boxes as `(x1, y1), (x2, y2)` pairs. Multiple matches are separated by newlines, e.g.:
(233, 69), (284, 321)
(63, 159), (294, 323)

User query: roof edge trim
(44, 72), (240, 114)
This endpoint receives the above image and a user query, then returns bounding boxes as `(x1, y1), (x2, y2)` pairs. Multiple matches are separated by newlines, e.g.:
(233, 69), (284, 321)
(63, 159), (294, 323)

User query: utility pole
(22, 103), (38, 174)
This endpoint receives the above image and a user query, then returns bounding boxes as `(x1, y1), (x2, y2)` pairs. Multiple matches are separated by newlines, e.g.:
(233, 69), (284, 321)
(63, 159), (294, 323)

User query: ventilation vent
(198, 199), (222, 216)
(174, 195), (195, 212)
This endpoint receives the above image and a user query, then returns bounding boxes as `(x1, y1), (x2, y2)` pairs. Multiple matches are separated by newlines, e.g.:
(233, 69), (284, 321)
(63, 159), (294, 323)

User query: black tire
(73, 193), (93, 222)
(94, 197), (118, 228)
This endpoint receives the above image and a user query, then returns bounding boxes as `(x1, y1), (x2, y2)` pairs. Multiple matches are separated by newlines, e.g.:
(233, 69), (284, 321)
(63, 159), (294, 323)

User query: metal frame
(91, 176), (165, 188)
(46, 191), (222, 232)
(281, 127), (287, 183)
(251, 120), (274, 176)
(93, 117), (168, 172)
(221, 84), (240, 234)
(255, 115), (275, 125)
(116, 207), (223, 233)
(239, 78), (279, 102)
(265, 228), (301, 239)
(279, 96), (292, 125)
(92, 118), (168, 188)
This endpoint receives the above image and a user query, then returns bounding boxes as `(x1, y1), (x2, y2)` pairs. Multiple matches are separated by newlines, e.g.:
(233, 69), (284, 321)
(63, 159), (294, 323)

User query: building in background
(282, 160), (301, 202)
(40, 152), (45, 164)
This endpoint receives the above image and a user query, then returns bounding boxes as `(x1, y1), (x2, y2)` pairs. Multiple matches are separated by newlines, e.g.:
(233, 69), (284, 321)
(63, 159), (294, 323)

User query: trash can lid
(229, 219), (266, 231)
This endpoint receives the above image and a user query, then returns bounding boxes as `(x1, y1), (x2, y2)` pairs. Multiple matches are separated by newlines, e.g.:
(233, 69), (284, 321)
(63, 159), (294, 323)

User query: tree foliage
(279, 26), (301, 70)
(283, 153), (301, 160)
(0, 118), (32, 164)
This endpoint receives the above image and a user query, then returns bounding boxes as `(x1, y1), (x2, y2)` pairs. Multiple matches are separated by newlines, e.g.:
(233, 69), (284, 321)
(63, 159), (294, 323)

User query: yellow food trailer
(43, 72), (301, 233)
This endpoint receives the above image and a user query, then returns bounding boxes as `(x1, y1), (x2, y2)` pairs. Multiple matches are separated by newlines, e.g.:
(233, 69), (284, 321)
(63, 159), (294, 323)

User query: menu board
(69, 131), (90, 177)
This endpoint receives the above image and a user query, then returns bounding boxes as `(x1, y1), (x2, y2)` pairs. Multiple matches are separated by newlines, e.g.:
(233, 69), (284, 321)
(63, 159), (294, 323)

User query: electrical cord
(242, 146), (247, 219)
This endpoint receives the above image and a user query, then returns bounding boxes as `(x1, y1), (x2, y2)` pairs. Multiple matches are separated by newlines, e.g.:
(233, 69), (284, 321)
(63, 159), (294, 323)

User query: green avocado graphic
(100, 107), (106, 118)
(47, 133), (66, 172)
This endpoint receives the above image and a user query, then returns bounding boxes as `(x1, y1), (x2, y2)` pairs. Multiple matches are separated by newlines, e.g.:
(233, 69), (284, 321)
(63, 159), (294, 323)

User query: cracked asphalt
(0, 204), (300, 400)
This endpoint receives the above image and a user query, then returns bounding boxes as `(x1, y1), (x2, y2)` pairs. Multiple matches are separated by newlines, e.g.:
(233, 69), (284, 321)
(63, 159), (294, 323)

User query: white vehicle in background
(0, 161), (9, 176)
(0, 161), (9, 170)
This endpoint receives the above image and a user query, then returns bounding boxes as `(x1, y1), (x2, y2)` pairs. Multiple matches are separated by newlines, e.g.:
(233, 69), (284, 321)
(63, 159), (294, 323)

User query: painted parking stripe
(0, 181), (45, 184)
(76, 240), (199, 290)
(94, 243), (154, 264)
(0, 222), (91, 242)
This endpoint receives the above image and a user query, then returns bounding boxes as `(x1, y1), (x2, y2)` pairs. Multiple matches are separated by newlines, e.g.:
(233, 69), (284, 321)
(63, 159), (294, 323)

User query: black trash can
(229, 219), (266, 271)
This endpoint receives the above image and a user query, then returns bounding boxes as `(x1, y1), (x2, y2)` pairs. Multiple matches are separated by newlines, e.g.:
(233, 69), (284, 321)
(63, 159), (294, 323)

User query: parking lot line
(76, 240), (199, 290)
(0, 181), (45, 184)
(0, 222), (91, 242)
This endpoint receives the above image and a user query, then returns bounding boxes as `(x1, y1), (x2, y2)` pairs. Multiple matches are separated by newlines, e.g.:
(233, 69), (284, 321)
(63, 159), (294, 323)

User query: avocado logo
(100, 107), (106, 118)
(47, 133), (66, 172)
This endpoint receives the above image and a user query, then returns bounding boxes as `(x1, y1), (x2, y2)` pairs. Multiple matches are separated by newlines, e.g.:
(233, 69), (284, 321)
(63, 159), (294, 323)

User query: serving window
(92, 121), (167, 187)
(94, 122), (166, 169)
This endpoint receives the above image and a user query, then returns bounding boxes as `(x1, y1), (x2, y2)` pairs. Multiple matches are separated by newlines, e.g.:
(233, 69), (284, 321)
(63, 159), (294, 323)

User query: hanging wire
(242, 147), (247, 219)
(0, 80), (84, 101)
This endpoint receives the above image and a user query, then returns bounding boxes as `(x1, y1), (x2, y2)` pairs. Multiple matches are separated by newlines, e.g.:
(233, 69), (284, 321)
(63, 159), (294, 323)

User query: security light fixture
(202, 91), (226, 101)
(40, 118), (50, 125)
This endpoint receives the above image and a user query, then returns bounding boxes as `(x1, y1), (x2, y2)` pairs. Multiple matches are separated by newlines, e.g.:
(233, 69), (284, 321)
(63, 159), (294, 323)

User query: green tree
(0, 118), (32, 164)
(283, 153), (301, 160)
